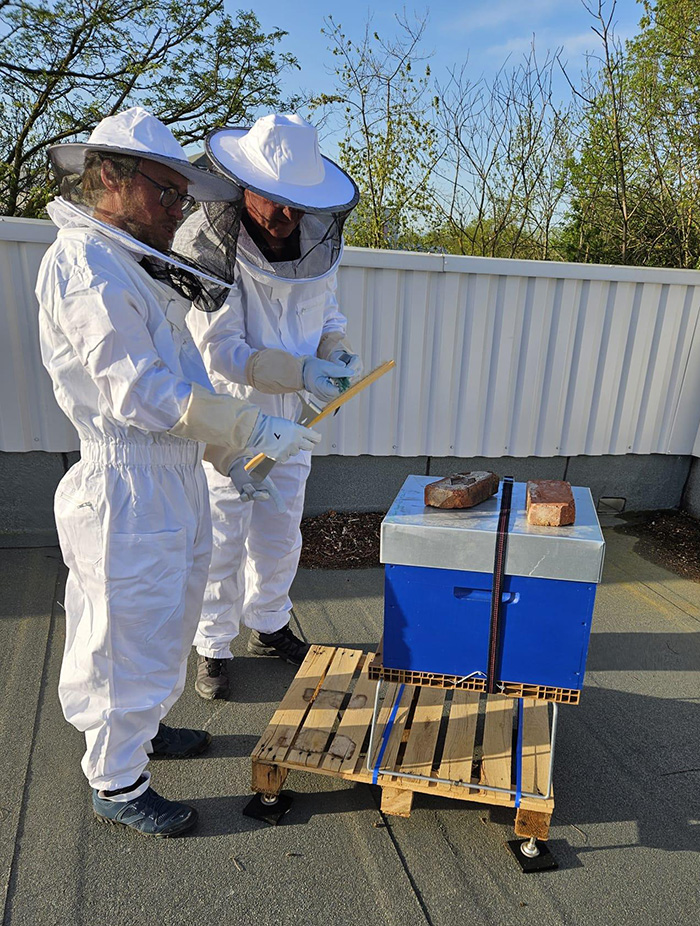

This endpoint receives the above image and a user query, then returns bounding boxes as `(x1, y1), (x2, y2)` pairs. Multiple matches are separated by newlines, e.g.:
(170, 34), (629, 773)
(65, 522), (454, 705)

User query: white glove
(247, 412), (321, 462)
(302, 357), (349, 401)
(329, 349), (363, 380)
(228, 458), (287, 513)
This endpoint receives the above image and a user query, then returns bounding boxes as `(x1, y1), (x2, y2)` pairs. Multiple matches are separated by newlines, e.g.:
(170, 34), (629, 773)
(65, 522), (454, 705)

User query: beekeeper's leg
(192, 461), (254, 698)
(193, 461), (254, 657)
(244, 452), (312, 665)
(158, 460), (214, 721)
(56, 447), (204, 795)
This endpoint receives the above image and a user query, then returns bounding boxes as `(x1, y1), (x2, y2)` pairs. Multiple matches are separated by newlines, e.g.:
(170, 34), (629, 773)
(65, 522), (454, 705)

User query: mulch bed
(300, 510), (384, 569)
(615, 509), (700, 583)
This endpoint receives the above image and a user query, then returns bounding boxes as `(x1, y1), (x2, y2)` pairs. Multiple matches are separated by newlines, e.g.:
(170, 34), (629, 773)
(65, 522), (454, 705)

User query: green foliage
(311, 14), (440, 250)
(563, 0), (700, 268)
(0, 0), (298, 216)
(417, 217), (570, 261)
(319, 0), (700, 267)
(313, 13), (572, 259)
(432, 48), (574, 261)
(9, 0), (700, 270)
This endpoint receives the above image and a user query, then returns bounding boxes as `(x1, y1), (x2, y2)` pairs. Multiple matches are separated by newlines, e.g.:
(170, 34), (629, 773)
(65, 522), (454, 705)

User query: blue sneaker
(148, 723), (212, 759)
(93, 786), (197, 837)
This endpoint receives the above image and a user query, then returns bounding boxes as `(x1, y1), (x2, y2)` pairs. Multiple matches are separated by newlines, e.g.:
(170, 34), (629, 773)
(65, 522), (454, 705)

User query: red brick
(526, 480), (576, 526)
(424, 472), (500, 509)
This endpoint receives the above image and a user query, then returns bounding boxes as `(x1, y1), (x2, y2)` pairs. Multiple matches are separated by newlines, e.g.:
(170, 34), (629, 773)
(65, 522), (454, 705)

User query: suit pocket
(295, 294), (327, 341)
(55, 488), (104, 569)
(106, 529), (187, 651)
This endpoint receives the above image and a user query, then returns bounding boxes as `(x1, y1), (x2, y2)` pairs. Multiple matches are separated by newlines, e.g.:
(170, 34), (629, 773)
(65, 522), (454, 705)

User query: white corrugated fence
(2, 215), (700, 457)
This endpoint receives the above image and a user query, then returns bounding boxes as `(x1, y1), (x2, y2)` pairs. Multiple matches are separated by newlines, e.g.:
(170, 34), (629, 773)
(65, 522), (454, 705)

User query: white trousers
(55, 439), (212, 792)
(193, 453), (312, 658)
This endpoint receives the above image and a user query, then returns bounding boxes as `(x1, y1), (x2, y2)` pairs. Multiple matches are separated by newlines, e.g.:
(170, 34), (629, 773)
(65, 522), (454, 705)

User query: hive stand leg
(380, 786), (414, 818)
(508, 810), (557, 872)
(244, 762), (293, 825)
(252, 760), (288, 797)
(514, 807), (552, 841)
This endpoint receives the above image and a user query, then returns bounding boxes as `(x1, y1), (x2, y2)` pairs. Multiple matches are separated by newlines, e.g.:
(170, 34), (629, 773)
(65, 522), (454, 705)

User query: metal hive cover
(380, 476), (605, 584)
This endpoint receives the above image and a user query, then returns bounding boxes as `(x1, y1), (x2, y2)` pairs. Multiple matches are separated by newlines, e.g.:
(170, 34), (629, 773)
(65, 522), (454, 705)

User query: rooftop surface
(1, 524), (699, 926)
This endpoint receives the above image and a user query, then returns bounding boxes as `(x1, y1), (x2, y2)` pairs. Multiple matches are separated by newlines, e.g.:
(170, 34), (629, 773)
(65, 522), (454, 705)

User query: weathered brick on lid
(526, 480), (576, 526)
(424, 472), (500, 509)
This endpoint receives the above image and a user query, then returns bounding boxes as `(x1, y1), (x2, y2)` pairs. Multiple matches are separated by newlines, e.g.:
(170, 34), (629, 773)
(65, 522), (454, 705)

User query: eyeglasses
(136, 169), (196, 215)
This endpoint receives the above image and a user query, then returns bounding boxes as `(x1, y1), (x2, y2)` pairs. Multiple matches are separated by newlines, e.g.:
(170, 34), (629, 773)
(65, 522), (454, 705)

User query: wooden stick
(244, 360), (396, 472)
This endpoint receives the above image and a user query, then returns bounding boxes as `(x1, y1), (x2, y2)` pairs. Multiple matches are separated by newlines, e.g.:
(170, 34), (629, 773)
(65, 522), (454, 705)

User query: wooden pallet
(251, 645), (555, 839)
(368, 643), (580, 705)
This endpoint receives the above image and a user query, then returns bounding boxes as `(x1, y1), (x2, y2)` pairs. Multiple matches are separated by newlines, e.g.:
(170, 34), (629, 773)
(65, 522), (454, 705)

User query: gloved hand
(329, 349), (363, 381)
(302, 357), (350, 401)
(229, 458), (287, 513)
(247, 412), (321, 462)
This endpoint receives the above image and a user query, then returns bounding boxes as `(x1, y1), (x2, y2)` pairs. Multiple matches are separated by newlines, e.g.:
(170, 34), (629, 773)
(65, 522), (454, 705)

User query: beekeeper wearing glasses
(175, 114), (361, 700)
(35, 107), (320, 838)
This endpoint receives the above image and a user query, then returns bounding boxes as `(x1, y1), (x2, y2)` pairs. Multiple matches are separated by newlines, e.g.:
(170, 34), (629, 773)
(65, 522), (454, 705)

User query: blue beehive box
(380, 476), (605, 691)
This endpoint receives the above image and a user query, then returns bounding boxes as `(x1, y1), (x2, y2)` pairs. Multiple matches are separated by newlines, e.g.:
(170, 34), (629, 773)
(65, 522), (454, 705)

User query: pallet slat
(285, 647), (364, 768)
(373, 684), (414, 775)
(321, 652), (378, 775)
(397, 687), (444, 780)
(520, 697), (552, 798)
(438, 691), (480, 785)
(480, 695), (514, 803)
(251, 645), (336, 764)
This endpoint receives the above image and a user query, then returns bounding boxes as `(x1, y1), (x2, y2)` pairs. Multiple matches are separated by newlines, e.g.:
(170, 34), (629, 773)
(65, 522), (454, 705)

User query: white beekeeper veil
(47, 107), (243, 311)
(202, 113), (359, 283)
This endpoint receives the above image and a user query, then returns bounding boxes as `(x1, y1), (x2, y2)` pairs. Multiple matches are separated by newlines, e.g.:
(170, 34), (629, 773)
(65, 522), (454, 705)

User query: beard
(115, 185), (178, 252)
(119, 214), (177, 253)
(92, 182), (180, 253)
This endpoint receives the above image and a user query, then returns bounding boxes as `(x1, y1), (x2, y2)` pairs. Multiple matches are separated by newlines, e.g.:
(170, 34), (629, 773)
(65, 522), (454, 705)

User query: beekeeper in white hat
(175, 113), (361, 700)
(36, 107), (320, 837)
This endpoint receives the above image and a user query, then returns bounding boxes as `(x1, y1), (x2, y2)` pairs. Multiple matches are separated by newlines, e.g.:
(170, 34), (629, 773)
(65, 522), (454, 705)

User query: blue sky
(233, 0), (646, 106)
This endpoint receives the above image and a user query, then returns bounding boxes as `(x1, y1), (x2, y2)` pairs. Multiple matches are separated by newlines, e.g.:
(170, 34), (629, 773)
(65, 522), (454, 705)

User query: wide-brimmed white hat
(205, 114), (359, 212)
(49, 107), (240, 203)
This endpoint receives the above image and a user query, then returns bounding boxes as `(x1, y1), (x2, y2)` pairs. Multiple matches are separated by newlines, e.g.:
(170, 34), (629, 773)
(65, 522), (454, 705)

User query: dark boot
(247, 623), (310, 666)
(148, 723), (211, 758)
(194, 655), (231, 700)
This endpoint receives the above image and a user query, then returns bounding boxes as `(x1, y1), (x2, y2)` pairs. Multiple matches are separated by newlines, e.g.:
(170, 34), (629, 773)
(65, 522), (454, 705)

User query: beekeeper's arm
(187, 281), (349, 401)
(56, 260), (318, 473)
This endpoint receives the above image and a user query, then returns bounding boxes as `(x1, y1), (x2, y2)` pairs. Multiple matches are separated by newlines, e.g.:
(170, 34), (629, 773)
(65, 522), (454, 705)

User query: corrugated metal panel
(0, 218), (79, 452)
(324, 252), (700, 458)
(670, 297), (700, 457)
(2, 217), (700, 457)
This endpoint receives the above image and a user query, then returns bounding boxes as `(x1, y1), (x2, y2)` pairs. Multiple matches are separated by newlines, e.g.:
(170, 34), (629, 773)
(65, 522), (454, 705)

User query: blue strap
(515, 698), (524, 808)
(372, 684), (405, 784)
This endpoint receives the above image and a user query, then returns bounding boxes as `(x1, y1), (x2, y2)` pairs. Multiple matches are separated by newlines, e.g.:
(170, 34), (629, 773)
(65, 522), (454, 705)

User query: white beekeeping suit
(175, 114), (360, 697)
(36, 107), (319, 837)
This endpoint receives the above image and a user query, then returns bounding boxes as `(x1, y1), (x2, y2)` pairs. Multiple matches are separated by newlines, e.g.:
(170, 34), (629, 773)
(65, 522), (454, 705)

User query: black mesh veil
(173, 172), (357, 309)
(235, 204), (351, 283)
(169, 200), (242, 311)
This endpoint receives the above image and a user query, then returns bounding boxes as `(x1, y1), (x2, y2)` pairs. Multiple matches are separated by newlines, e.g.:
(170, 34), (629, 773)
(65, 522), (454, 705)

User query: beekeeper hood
(47, 107), (243, 310)
(204, 113), (359, 283)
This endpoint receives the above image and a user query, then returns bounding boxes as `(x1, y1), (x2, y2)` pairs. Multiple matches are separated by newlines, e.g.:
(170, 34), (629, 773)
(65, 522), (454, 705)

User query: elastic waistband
(81, 439), (203, 466)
